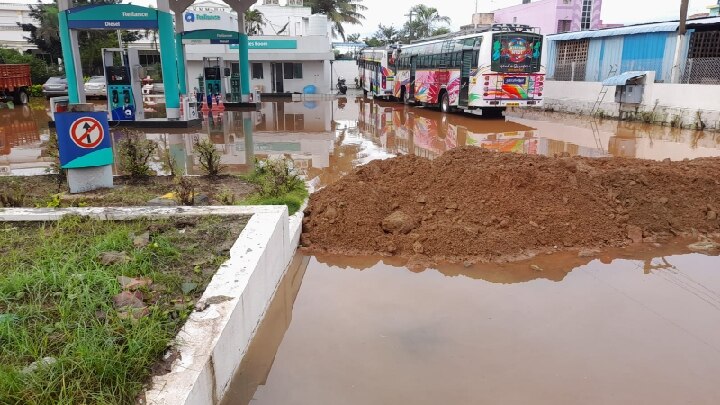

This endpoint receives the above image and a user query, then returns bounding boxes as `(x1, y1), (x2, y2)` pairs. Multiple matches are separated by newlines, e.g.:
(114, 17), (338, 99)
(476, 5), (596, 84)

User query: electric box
(615, 84), (644, 104)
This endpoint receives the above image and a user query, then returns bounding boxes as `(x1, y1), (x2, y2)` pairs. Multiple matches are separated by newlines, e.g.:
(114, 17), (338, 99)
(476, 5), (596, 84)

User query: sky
(22, 0), (714, 37)
(349, 0), (714, 37)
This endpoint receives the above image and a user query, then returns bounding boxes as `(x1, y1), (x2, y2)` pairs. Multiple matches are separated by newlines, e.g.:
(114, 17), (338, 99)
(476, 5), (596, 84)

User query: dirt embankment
(301, 147), (720, 265)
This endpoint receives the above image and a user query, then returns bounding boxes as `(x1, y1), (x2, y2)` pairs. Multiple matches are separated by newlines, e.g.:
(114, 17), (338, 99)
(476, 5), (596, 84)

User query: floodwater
(2, 97), (720, 182)
(223, 244), (720, 405)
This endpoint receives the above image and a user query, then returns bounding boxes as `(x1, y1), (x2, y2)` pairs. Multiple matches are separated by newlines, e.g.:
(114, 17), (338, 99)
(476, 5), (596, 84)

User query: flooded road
(2, 98), (720, 184)
(224, 246), (720, 405)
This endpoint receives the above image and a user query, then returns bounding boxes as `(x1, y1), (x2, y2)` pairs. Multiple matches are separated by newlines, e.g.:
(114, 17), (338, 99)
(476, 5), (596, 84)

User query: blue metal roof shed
(545, 20), (695, 83)
(602, 71), (646, 86)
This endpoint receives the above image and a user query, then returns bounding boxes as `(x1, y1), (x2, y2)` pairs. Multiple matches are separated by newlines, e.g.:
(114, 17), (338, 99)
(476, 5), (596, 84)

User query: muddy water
(2, 98), (720, 185)
(224, 244), (720, 405)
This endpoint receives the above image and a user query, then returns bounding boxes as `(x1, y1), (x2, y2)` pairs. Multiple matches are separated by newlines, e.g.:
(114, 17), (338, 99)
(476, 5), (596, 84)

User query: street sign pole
(56, 104), (114, 193)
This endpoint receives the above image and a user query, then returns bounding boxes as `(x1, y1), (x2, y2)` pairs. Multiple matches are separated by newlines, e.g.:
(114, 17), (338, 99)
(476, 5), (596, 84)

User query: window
(557, 19), (571, 33)
(581, 0), (593, 30)
(252, 63), (263, 79)
(553, 39), (589, 81)
(283, 63), (303, 79)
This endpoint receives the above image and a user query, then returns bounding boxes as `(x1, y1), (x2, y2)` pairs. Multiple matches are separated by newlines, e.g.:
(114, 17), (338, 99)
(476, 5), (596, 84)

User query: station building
(183, 0), (334, 95)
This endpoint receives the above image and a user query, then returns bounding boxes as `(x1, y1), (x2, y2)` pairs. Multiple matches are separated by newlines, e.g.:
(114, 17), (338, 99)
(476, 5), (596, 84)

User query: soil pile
(301, 147), (720, 264)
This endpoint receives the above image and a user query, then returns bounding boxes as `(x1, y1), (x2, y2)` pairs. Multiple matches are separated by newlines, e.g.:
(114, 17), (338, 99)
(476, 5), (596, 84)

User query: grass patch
(0, 215), (247, 404)
(240, 158), (309, 215)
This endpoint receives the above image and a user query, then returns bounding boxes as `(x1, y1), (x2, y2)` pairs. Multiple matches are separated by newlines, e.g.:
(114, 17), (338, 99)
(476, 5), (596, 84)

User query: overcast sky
(22, 0), (713, 37)
(349, 0), (713, 37)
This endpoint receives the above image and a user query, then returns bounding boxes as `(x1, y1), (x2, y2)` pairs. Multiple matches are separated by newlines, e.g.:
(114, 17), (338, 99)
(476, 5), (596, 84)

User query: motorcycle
(336, 76), (348, 95)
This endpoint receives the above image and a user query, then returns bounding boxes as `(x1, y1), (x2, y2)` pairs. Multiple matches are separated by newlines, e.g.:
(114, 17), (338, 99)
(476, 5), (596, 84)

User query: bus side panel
(414, 70), (444, 104)
(445, 70), (462, 106)
(395, 69), (410, 99)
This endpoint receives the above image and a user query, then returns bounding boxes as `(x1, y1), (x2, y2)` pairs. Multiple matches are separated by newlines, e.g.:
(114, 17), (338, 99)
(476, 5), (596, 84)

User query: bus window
(491, 33), (543, 73)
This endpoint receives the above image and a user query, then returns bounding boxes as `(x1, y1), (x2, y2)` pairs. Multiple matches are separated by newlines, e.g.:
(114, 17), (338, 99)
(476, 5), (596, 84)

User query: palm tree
(306, 0), (367, 41)
(375, 24), (399, 45)
(244, 9), (265, 36)
(404, 5), (451, 40)
(346, 33), (361, 43)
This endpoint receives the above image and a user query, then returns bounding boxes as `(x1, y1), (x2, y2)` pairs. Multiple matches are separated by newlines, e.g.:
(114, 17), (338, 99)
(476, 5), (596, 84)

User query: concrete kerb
(0, 204), (305, 405)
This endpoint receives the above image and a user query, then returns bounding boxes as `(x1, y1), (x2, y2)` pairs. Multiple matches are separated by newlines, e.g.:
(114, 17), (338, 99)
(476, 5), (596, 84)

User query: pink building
(492, 0), (603, 35)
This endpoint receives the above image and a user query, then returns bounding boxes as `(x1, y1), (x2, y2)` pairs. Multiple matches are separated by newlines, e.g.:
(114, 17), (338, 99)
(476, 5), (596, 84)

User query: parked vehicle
(336, 76), (348, 95)
(0, 64), (31, 104)
(42, 76), (68, 98)
(84, 76), (106, 98)
(358, 24), (546, 117)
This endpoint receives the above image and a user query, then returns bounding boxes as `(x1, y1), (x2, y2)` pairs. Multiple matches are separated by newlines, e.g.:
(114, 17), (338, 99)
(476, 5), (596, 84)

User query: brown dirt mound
(301, 147), (720, 264)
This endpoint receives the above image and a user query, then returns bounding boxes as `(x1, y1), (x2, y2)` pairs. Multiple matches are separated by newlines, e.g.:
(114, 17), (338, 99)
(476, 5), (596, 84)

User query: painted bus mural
(357, 47), (397, 99)
(358, 25), (545, 117)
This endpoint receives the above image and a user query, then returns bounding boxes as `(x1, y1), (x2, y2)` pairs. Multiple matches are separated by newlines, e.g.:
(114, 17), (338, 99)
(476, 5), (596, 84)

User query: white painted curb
(0, 204), (305, 405)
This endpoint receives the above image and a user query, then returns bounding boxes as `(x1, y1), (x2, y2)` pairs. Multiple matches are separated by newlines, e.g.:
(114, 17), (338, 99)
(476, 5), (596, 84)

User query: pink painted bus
(394, 24), (546, 117)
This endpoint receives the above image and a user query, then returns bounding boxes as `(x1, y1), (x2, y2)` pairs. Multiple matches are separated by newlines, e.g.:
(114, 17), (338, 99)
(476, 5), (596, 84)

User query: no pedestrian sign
(56, 112), (113, 169)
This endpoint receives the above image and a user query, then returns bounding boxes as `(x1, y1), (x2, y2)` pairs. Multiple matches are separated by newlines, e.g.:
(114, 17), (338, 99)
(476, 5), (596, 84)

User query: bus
(394, 24), (545, 117)
(357, 46), (397, 100)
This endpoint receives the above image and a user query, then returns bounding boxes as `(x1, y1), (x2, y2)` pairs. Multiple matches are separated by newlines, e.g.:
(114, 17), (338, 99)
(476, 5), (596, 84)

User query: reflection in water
(226, 248), (720, 405)
(2, 99), (720, 184)
(218, 254), (309, 405)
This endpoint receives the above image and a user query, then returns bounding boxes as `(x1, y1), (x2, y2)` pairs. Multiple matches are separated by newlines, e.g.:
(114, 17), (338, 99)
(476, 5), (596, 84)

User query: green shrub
(241, 158), (308, 215)
(193, 138), (224, 177)
(29, 84), (43, 97)
(117, 130), (158, 179)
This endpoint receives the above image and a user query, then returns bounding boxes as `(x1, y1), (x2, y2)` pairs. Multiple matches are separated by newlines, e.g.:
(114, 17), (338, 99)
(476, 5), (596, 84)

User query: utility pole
(405, 10), (415, 41)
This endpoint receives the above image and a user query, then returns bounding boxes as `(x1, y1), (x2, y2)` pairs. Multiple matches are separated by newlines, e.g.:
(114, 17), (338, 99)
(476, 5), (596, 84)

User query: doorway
(271, 63), (284, 93)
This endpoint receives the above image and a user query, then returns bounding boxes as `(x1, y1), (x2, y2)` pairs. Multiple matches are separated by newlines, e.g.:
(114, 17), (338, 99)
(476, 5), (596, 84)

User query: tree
(306, 0), (367, 41)
(19, 0), (141, 75)
(374, 24), (399, 45)
(402, 5), (451, 41)
(363, 37), (382, 47)
(431, 27), (451, 37)
(244, 9), (265, 35)
(346, 33), (361, 43)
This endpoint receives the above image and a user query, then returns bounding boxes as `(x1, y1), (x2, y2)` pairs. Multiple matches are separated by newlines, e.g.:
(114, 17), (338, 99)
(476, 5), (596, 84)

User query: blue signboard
(55, 112), (113, 169)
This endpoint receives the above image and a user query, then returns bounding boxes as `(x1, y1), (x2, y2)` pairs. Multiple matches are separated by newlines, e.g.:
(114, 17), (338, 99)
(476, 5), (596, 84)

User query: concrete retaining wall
(543, 79), (720, 131)
(0, 205), (304, 405)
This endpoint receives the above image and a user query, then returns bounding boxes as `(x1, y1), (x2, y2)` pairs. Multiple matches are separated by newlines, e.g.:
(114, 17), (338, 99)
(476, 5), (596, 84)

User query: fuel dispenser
(202, 58), (223, 107)
(102, 48), (144, 121)
(229, 62), (241, 103)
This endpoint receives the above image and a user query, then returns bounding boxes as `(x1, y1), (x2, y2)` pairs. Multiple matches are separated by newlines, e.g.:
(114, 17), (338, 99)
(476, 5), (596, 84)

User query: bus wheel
(440, 92), (451, 114)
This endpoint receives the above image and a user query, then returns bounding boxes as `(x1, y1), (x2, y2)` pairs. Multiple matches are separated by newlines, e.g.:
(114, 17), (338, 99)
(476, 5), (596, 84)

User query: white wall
(332, 59), (359, 85)
(542, 78), (720, 130)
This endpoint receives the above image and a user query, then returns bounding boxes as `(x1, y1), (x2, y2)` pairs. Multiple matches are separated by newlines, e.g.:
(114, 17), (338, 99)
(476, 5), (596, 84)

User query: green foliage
(117, 130), (158, 179)
(306, 0), (367, 40)
(217, 188), (237, 205)
(0, 48), (54, 84)
(402, 4), (451, 41)
(0, 181), (25, 207)
(29, 84), (43, 97)
(0, 216), (242, 404)
(173, 176), (197, 206)
(20, 1), (141, 75)
(346, 33), (361, 42)
(193, 139), (224, 177)
(244, 9), (265, 35)
(241, 158), (309, 215)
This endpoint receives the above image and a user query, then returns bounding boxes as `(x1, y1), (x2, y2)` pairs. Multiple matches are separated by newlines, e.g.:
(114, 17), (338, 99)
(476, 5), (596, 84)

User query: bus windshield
(491, 33), (542, 74)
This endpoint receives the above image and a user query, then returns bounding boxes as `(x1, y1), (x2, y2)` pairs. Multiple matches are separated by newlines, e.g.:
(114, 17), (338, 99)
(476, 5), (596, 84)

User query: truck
(0, 64), (31, 105)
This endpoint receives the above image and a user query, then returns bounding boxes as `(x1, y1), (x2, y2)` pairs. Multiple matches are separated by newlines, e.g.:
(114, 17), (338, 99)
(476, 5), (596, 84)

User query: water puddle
(224, 244), (720, 405)
(3, 99), (719, 185)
